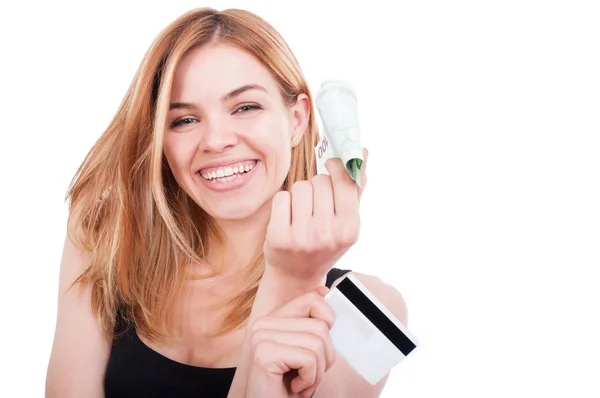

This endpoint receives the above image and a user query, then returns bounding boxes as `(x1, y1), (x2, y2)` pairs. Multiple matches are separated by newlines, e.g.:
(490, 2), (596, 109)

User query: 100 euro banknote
(314, 80), (364, 187)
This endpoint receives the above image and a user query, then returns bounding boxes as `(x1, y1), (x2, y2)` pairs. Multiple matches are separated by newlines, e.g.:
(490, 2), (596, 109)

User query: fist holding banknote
(264, 80), (367, 282)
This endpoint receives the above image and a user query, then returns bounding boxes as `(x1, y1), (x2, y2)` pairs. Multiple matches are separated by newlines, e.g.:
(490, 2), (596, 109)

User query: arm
(228, 154), (371, 397)
(315, 272), (409, 398)
(45, 230), (112, 398)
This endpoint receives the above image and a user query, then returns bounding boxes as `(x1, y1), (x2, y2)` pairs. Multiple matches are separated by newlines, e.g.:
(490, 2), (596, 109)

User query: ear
(289, 93), (310, 148)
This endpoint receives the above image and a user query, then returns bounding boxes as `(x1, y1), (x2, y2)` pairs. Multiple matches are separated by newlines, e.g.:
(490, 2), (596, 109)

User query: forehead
(170, 43), (278, 101)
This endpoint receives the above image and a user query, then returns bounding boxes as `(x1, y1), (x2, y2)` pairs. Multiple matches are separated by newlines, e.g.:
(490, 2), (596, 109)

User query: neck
(208, 200), (272, 275)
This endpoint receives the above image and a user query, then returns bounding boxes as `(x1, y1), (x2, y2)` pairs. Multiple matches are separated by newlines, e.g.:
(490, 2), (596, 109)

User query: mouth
(197, 159), (258, 183)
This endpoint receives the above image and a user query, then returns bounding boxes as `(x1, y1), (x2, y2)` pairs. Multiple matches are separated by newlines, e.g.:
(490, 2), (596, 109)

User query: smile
(198, 159), (258, 183)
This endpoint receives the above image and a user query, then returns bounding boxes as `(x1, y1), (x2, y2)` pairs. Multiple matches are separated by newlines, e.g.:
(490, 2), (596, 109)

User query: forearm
(227, 268), (327, 398)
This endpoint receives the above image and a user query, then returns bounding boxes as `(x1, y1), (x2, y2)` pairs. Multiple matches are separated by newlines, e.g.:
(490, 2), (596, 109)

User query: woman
(46, 7), (408, 398)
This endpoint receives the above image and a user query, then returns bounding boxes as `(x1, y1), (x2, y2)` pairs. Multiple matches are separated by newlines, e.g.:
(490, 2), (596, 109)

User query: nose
(198, 117), (238, 153)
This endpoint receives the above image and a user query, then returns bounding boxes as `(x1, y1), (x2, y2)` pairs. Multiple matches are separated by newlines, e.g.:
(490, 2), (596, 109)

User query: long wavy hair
(67, 8), (319, 342)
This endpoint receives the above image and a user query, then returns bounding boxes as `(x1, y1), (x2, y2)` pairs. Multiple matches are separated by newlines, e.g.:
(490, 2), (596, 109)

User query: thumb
(314, 286), (330, 297)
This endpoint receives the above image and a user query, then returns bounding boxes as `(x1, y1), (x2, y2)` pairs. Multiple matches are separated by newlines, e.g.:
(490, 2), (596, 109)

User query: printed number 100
(317, 136), (329, 159)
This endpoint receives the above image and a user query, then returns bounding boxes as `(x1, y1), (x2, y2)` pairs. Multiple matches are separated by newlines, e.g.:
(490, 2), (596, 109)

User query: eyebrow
(169, 84), (268, 111)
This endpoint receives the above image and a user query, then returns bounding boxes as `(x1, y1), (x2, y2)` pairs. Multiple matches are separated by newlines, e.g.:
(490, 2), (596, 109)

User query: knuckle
(325, 354), (336, 371)
(309, 290), (325, 302)
(252, 341), (273, 367)
(337, 224), (360, 246)
(305, 291), (325, 307)
(315, 229), (335, 249)
(311, 174), (332, 187)
(267, 234), (287, 250)
(340, 233), (358, 246)
(273, 190), (290, 201)
(271, 190), (291, 210)
(292, 180), (312, 194)
(307, 333), (323, 350)
(251, 317), (264, 332)
(318, 319), (331, 335)
(250, 330), (266, 350)
(322, 236), (338, 251)
(290, 235), (309, 251)
(307, 351), (319, 375)
(251, 317), (270, 335)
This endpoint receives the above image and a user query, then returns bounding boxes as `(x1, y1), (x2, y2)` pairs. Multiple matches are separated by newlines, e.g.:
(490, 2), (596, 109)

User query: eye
(235, 104), (262, 114)
(170, 117), (198, 128)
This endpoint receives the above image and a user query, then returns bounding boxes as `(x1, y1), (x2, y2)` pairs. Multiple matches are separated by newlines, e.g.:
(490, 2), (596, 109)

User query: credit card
(324, 274), (419, 385)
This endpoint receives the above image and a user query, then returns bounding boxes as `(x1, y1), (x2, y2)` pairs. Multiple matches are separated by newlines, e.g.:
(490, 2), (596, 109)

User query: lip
(196, 160), (259, 192)
(196, 158), (258, 173)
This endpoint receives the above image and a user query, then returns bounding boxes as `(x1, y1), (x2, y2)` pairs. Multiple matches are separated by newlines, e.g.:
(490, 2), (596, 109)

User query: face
(163, 43), (309, 222)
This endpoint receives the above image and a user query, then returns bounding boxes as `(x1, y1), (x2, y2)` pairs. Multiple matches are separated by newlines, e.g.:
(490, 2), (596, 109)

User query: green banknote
(314, 80), (364, 187)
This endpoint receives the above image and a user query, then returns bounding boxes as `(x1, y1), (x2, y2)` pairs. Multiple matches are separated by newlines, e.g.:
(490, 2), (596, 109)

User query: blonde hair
(67, 8), (319, 341)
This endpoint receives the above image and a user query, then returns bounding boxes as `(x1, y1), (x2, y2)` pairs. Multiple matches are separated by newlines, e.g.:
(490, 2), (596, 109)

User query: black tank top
(104, 268), (352, 398)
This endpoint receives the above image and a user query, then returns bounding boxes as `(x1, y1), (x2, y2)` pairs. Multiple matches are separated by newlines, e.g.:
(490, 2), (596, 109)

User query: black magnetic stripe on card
(337, 277), (416, 356)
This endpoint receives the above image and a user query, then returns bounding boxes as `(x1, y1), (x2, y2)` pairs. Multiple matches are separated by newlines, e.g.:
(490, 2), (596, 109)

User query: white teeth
(200, 160), (257, 181)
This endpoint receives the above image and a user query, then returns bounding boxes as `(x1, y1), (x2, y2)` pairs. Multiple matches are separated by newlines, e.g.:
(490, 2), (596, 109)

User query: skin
(164, 43), (359, 397)
(164, 42), (388, 398)
(46, 42), (408, 398)
(164, 43), (307, 270)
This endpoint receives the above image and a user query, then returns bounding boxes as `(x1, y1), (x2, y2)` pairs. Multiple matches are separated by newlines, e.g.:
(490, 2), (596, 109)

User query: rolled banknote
(314, 80), (364, 187)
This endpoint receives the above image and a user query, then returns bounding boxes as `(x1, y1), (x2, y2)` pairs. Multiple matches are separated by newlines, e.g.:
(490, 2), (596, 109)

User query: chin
(202, 197), (270, 223)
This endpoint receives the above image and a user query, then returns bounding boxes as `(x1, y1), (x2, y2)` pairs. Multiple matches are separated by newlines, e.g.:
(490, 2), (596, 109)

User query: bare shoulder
(46, 224), (111, 398)
(330, 271), (409, 326)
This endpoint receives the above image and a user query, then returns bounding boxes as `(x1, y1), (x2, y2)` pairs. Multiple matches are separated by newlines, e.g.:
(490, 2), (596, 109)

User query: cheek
(247, 120), (292, 172)
(163, 135), (197, 176)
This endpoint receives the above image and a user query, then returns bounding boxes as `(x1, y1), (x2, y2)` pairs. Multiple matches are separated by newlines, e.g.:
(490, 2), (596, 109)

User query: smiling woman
(163, 44), (305, 220)
(45, 7), (407, 398)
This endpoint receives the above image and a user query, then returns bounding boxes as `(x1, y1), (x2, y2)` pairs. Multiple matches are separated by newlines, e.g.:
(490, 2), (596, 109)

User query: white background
(1, 0), (599, 396)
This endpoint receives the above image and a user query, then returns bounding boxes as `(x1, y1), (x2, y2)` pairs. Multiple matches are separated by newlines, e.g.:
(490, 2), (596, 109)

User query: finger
(291, 181), (313, 240)
(303, 387), (319, 398)
(358, 147), (368, 202)
(265, 191), (292, 251)
(270, 290), (336, 329)
(324, 158), (360, 247)
(252, 317), (336, 370)
(252, 330), (327, 393)
(304, 387), (319, 398)
(253, 340), (317, 392)
(324, 157), (359, 218)
(292, 366), (320, 397)
(314, 286), (330, 297)
(310, 174), (334, 232)
(268, 189), (291, 228)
